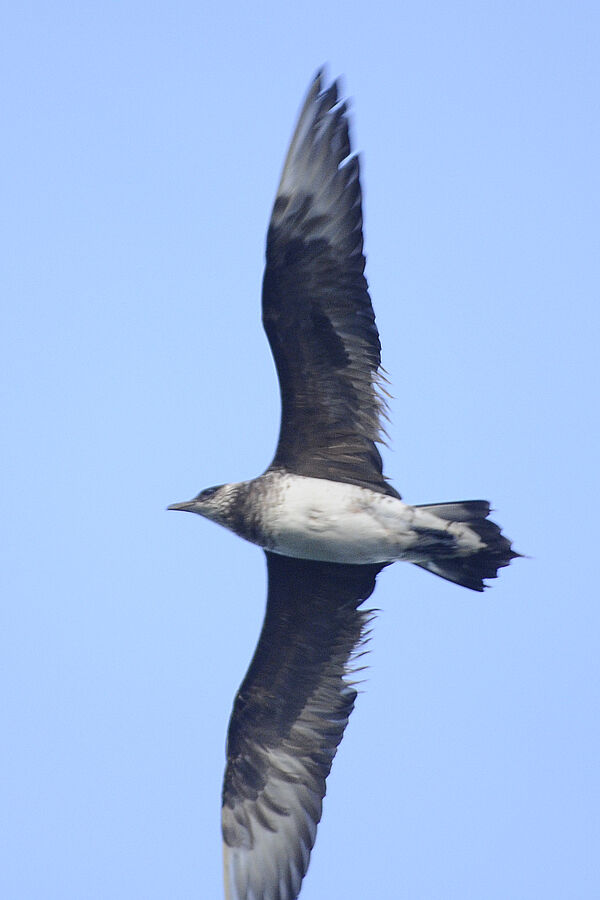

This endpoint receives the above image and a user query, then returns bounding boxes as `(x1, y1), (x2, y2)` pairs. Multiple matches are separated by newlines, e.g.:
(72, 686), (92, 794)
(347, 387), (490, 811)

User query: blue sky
(2, 2), (598, 898)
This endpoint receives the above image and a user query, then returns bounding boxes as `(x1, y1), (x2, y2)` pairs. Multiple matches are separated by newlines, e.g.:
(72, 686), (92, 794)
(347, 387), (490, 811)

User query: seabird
(169, 71), (519, 900)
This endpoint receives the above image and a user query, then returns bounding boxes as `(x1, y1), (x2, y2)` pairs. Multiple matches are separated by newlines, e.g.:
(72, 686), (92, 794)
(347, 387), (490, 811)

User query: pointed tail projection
(413, 501), (520, 591)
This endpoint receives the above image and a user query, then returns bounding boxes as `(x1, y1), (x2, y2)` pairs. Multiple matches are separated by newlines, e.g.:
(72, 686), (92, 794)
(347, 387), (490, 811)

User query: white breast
(263, 475), (426, 564)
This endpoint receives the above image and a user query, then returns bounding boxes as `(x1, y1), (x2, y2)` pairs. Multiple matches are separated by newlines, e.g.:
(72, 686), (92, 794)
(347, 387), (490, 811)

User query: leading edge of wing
(262, 71), (397, 497)
(222, 551), (385, 900)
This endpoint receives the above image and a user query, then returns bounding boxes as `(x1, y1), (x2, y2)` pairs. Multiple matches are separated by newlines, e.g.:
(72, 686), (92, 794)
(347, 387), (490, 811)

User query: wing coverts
(222, 552), (384, 900)
(263, 73), (398, 497)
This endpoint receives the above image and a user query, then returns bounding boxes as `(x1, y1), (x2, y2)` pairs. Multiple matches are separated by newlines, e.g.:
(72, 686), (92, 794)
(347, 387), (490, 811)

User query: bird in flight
(169, 71), (519, 900)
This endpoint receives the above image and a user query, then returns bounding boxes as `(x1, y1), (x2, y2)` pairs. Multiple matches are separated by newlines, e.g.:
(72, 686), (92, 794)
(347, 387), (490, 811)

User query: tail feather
(414, 500), (520, 592)
(413, 500), (490, 522)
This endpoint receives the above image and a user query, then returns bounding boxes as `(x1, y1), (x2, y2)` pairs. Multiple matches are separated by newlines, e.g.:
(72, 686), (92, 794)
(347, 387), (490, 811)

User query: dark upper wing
(222, 551), (385, 900)
(262, 72), (399, 497)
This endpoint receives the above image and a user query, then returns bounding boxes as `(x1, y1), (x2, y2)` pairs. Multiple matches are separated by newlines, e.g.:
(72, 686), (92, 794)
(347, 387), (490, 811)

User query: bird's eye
(197, 485), (220, 501)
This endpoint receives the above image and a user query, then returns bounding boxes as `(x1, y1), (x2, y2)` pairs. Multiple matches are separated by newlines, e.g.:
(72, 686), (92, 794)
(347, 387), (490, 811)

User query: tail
(413, 500), (520, 592)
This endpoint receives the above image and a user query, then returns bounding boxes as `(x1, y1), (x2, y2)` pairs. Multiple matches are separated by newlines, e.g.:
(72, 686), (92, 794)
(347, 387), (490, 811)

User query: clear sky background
(2, 2), (598, 898)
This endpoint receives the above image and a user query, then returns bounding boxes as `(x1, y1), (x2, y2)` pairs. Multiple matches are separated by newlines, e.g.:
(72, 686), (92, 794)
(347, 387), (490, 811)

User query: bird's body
(169, 71), (519, 900)
(172, 472), (489, 565)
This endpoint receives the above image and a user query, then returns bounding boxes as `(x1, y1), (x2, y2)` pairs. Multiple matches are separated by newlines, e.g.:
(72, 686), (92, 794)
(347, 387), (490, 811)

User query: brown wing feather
(222, 551), (385, 900)
(262, 72), (399, 497)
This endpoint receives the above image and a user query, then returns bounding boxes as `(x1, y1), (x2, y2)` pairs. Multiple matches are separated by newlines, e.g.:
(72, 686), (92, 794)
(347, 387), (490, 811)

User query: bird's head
(168, 483), (239, 527)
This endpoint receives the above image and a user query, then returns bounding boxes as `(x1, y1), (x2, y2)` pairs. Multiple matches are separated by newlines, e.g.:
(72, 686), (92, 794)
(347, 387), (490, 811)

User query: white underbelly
(262, 475), (470, 564)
